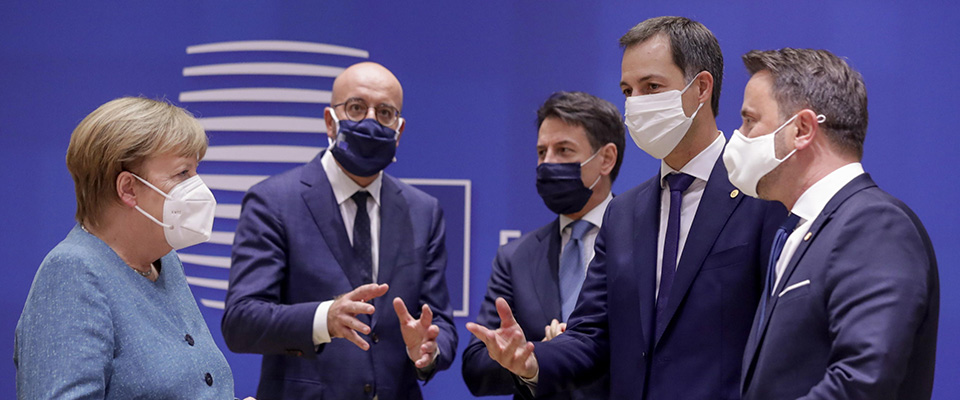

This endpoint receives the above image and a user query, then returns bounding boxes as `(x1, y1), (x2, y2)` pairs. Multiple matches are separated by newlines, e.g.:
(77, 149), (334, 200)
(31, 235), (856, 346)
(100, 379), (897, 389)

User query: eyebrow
(620, 74), (667, 86)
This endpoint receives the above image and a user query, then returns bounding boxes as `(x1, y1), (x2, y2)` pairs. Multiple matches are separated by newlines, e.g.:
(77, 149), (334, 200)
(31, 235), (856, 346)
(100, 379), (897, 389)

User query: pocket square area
(779, 279), (811, 297)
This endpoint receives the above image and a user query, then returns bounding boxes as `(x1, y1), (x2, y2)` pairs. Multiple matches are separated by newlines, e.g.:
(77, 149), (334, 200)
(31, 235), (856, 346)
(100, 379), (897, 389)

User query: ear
(394, 117), (405, 147)
(694, 71), (714, 110)
(324, 107), (337, 142)
(793, 109), (820, 151)
(116, 171), (139, 209)
(598, 142), (618, 176)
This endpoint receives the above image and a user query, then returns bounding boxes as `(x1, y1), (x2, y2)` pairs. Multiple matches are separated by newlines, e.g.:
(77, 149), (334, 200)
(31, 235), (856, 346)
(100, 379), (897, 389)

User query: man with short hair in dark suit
(222, 62), (457, 400)
(466, 17), (784, 399)
(462, 91), (624, 399)
(730, 48), (939, 400)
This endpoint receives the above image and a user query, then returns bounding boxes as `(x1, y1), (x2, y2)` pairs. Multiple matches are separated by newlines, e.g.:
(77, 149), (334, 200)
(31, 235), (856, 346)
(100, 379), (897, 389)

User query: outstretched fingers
(348, 283), (389, 302)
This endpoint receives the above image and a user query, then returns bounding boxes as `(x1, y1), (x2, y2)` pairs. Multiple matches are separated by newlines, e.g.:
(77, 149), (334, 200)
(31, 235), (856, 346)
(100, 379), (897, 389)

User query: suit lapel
(632, 176), (662, 352)
(656, 158), (742, 345)
(530, 220), (562, 323)
(299, 151), (361, 288)
(742, 173), (877, 392)
(371, 175), (414, 330)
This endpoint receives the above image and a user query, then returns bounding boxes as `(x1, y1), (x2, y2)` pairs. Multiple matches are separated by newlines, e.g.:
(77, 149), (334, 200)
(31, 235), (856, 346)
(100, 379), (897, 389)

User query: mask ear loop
(776, 113), (826, 162)
(581, 149), (604, 190)
(130, 173), (173, 229)
(326, 107), (341, 148)
(772, 113), (803, 162)
(682, 73), (706, 117)
(392, 118), (404, 163)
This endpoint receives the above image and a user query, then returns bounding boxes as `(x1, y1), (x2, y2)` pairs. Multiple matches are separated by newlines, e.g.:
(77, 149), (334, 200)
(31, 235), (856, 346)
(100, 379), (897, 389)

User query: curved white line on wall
(180, 88), (332, 104)
(214, 204), (242, 219)
(201, 174), (270, 192)
(186, 276), (229, 290)
(200, 298), (225, 310)
(183, 62), (345, 77)
(186, 40), (369, 58)
(209, 231), (235, 246)
(204, 145), (323, 163)
(179, 253), (231, 269)
(199, 116), (326, 133)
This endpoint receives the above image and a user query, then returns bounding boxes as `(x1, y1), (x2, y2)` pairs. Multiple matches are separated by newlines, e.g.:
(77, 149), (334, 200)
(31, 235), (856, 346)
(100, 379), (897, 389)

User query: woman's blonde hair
(66, 97), (207, 227)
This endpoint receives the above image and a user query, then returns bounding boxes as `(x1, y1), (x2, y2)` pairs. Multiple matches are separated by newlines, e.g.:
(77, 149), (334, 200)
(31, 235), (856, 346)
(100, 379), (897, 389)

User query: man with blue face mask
(463, 91), (623, 400)
(468, 17), (785, 399)
(731, 48), (938, 400)
(223, 62), (457, 400)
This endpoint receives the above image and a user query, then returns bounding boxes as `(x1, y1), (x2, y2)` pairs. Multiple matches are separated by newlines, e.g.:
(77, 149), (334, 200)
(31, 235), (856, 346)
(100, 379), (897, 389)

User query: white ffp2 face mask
(723, 113), (826, 198)
(132, 174), (217, 250)
(624, 77), (704, 159)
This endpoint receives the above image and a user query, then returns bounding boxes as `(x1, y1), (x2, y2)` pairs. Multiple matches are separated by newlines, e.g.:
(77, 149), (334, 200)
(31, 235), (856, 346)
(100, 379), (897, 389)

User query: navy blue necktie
(757, 213), (802, 332)
(351, 191), (373, 284)
(656, 173), (696, 322)
(559, 219), (594, 322)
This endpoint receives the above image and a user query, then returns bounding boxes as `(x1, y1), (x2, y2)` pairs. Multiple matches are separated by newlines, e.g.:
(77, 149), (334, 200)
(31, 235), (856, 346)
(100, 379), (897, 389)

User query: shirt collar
(659, 132), (726, 188)
(321, 150), (383, 206)
(559, 192), (613, 234)
(791, 162), (865, 223)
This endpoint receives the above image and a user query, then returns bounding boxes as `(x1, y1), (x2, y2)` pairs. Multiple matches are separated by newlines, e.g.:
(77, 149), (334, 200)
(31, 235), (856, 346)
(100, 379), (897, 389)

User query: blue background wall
(2, 1), (957, 398)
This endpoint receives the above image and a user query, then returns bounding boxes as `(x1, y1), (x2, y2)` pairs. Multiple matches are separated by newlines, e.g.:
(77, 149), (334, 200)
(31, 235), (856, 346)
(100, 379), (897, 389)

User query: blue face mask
(536, 150), (602, 215)
(328, 110), (403, 177)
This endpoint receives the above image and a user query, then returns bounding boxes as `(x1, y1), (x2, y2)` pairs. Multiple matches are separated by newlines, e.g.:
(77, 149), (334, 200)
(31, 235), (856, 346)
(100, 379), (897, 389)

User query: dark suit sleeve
(800, 203), (933, 400)
(462, 245), (522, 396)
(533, 214), (612, 396)
(221, 183), (321, 357)
(417, 201), (458, 382)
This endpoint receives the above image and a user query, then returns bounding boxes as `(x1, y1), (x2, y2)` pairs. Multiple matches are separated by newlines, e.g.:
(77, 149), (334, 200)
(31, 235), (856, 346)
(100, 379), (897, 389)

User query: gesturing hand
(465, 297), (539, 379)
(327, 283), (390, 351)
(393, 298), (441, 369)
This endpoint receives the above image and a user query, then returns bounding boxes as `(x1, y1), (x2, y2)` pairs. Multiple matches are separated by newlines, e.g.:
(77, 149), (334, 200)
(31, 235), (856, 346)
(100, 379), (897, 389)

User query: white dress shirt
(558, 193), (613, 276)
(312, 150), (384, 345)
(773, 163), (865, 293)
(655, 133), (726, 299)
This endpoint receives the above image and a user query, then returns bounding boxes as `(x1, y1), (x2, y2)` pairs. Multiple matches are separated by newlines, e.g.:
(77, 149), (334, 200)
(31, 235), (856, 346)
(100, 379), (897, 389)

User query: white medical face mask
(624, 77), (705, 159)
(132, 174), (217, 250)
(723, 113), (826, 198)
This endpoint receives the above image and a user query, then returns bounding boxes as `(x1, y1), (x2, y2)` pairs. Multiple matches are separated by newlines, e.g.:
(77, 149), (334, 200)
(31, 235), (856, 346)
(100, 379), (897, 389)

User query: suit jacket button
(363, 383), (373, 393)
(204, 372), (213, 386)
(185, 334), (195, 346)
(371, 333), (379, 343)
(640, 351), (646, 358)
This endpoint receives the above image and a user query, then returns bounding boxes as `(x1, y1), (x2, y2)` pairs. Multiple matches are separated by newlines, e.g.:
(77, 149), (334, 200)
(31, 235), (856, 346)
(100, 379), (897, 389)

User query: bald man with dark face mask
(223, 62), (457, 400)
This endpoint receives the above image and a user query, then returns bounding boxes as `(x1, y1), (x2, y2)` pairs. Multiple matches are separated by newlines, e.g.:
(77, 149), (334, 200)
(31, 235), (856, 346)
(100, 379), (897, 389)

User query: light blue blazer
(15, 225), (235, 399)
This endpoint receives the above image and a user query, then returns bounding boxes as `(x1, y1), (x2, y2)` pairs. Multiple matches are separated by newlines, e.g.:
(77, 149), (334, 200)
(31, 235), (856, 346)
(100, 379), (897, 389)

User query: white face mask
(624, 77), (704, 159)
(132, 174), (217, 250)
(723, 113), (826, 198)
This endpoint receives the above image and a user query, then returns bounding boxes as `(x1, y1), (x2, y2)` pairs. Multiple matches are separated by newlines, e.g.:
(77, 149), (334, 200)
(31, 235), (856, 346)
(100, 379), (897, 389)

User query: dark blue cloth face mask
(328, 111), (402, 177)
(536, 150), (601, 215)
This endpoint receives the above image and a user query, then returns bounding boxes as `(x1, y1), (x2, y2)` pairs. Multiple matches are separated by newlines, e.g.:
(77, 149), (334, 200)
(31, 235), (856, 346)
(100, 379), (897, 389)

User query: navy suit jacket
(741, 174), (939, 400)
(462, 219), (609, 399)
(222, 151), (457, 400)
(533, 158), (784, 400)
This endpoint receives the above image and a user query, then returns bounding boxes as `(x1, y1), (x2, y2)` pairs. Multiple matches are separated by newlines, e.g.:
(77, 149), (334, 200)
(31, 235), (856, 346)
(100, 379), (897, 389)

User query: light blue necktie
(560, 219), (594, 322)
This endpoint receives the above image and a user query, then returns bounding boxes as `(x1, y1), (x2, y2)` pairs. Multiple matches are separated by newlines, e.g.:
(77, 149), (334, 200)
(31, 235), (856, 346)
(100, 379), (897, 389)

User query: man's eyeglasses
(331, 98), (401, 127)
